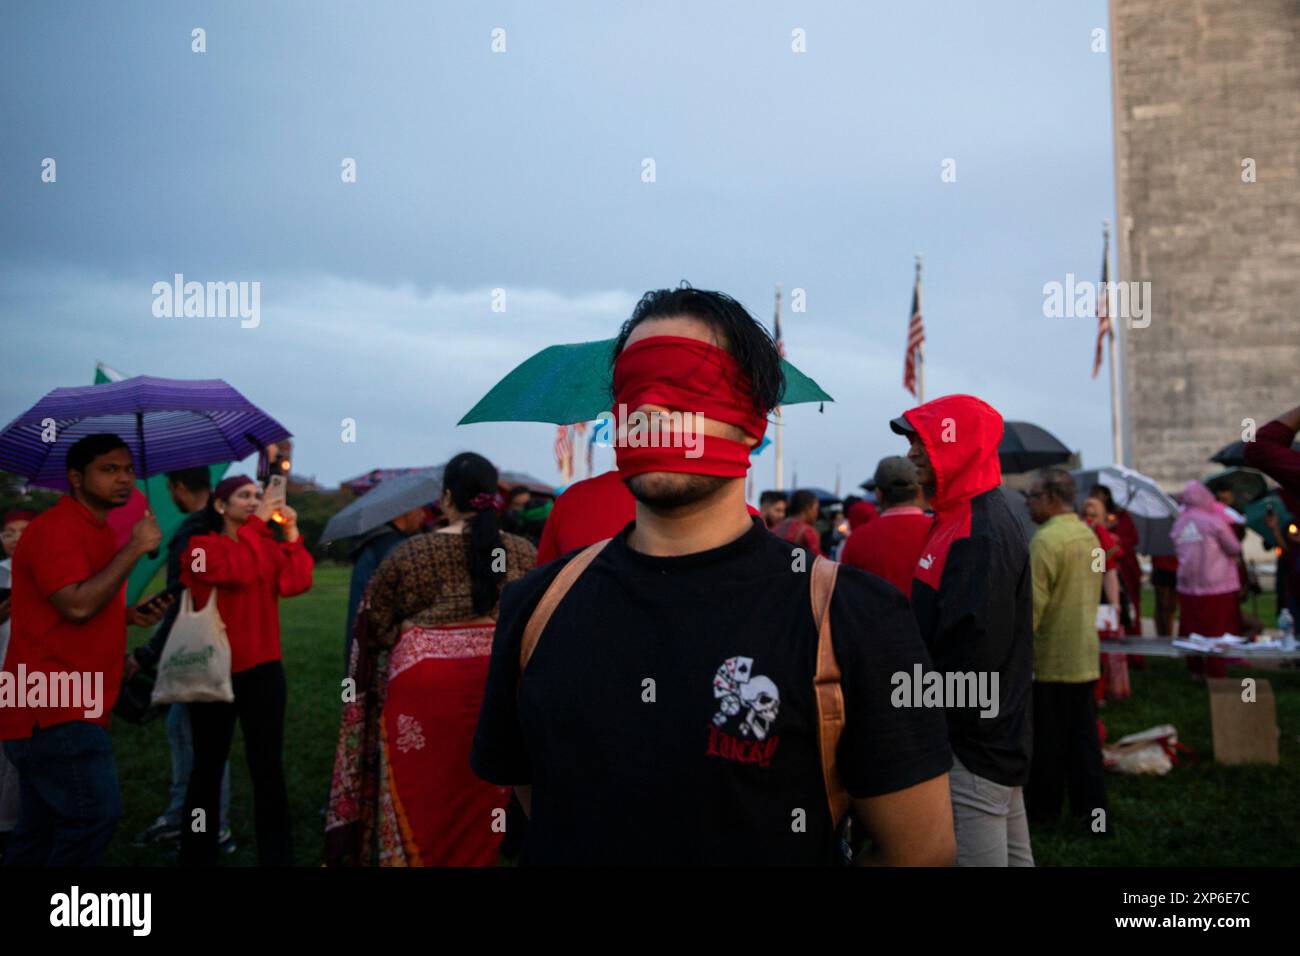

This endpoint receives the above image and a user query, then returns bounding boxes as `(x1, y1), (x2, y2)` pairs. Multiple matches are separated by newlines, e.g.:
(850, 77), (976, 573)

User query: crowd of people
(0, 438), (314, 865)
(1, 285), (1297, 867)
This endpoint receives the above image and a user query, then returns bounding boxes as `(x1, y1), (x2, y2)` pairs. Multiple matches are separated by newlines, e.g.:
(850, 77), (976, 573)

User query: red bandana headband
(611, 335), (768, 479)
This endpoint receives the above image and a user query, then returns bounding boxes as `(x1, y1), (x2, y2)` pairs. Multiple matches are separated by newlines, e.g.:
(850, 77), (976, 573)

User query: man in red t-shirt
(536, 470), (636, 564)
(1, 434), (169, 865)
(841, 457), (932, 598)
(772, 489), (822, 556)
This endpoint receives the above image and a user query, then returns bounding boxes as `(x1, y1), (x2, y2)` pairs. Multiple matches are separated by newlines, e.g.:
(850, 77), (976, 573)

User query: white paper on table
(1186, 632), (1246, 648)
(1173, 638), (1222, 653)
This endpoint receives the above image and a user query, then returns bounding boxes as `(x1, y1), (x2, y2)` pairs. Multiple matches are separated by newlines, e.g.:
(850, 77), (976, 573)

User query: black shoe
(133, 816), (182, 847)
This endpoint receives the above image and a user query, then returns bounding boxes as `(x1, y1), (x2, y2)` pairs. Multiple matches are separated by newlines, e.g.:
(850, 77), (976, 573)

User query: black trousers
(1026, 680), (1108, 827)
(180, 660), (293, 866)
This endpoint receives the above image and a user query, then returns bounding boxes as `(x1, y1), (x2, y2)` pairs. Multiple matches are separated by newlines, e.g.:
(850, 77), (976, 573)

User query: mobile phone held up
(265, 474), (287, 524)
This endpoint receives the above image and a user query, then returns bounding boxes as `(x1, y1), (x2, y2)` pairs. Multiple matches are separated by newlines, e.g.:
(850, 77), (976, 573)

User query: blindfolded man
(472, 285), (954, 865)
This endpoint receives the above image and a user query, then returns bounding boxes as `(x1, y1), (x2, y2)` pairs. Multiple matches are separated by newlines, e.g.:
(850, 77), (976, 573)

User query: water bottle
(1279, 609), (1296, 651)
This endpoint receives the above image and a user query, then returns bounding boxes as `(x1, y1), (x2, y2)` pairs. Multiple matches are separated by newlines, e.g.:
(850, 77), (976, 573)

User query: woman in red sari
(326, 453), (536, 866)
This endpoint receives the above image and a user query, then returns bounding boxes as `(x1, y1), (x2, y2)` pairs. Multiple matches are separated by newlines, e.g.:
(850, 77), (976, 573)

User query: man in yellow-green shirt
(1024, 468), (1109, 834)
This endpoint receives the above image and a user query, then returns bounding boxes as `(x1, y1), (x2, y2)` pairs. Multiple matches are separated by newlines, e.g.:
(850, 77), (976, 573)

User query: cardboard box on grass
(1206, 677), (1279, 765)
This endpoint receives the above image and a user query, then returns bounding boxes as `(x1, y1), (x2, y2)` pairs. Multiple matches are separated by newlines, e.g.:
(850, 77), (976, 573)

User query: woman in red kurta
(1090, 484), (1147, 683)
(1083, 496), (1130, 701)
(1107, 507), (1143, 634)
(179, 475), (313, 866)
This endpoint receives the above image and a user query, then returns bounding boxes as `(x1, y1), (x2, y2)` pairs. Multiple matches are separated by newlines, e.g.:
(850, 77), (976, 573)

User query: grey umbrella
(498, 470), (556, 497)
(1071, 464), (1179, 556)
(321, 466), (444, 543)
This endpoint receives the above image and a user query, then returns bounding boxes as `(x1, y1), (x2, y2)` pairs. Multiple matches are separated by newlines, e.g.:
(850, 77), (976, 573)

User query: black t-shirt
(471, 516), (952, 865)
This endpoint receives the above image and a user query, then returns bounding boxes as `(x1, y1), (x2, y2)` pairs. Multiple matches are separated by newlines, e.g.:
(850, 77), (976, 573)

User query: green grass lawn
(106, 567), (1299, 866)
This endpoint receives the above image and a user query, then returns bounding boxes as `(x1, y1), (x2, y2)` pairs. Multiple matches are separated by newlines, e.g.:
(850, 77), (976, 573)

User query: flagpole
(773, 283), (784, 491)
(915, 255), (925, 404)
(1104, 221), (1122, 464)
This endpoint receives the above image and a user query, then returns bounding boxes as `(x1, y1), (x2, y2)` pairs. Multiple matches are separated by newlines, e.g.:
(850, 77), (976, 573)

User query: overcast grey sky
(1, 0), (1117, 490)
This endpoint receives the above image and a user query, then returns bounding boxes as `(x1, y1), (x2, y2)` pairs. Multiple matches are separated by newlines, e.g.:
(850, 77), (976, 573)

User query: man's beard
(79, 487), (130, 511)
(625, 472), (730, 511)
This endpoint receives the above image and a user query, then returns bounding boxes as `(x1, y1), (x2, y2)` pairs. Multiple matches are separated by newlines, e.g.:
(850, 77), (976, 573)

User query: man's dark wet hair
(1039, 468), (1077, 507)
(880, 482), (919, 508)
(612, 284), (786, 417)
(1089, 484), (1118, 514)
(789, 489), (818, 517)
(758, 490), (787, 507)
(167, 466), (211, 493)
(66, 434), (130, 474)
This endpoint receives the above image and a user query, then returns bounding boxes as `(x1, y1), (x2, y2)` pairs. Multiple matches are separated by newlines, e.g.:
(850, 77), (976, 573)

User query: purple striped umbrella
(0, 376), (291, 490)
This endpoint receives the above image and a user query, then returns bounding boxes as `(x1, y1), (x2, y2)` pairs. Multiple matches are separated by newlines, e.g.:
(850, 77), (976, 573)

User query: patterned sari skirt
(328, 621), (509, 866)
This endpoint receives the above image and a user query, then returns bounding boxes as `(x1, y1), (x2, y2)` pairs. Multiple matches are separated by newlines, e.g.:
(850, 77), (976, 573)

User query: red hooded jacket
(901, 395), (1033, 787)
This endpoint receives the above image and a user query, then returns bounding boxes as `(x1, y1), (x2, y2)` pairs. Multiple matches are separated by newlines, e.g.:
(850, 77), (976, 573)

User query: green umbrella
(1245, 491), (1293, 549)
(459, 338), (833, 425)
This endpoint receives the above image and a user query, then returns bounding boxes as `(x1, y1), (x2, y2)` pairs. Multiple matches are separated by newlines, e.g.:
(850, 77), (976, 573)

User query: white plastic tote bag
(151, 590), (235, 704)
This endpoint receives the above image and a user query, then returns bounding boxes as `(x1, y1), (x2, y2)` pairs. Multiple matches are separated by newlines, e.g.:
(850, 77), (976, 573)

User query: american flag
(903, 269), (924, 396)
(1092, 235), (1112, 379)
(554, 424), (572, 478)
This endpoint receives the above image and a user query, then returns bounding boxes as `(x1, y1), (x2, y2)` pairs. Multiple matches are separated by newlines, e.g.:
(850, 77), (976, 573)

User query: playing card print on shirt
(707, 655), (782, 767)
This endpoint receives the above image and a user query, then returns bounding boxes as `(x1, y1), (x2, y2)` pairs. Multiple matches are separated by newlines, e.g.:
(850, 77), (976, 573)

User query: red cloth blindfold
(611, 336), (768, 478)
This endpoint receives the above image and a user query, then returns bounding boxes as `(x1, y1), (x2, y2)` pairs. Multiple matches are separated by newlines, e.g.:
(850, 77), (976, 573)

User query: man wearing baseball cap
(890, 396), (1034, 867)
(841, 457), (931, 598)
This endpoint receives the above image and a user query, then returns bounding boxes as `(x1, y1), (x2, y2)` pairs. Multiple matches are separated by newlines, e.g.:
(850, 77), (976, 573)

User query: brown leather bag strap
(811, 556), (850, 826)
(519, 538), (612, 671)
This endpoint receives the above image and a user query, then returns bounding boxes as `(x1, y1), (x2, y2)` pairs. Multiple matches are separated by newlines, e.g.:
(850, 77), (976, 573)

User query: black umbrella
(1211, 439), (1300, 467)
(999, 421), (1072, 474)
(1204, 468), (1269, 512)
(1000, 486), (1036, 545)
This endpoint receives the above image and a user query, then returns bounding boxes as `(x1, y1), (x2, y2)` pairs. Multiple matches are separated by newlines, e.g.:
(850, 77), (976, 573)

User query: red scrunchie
(469, 492), (502, 511)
